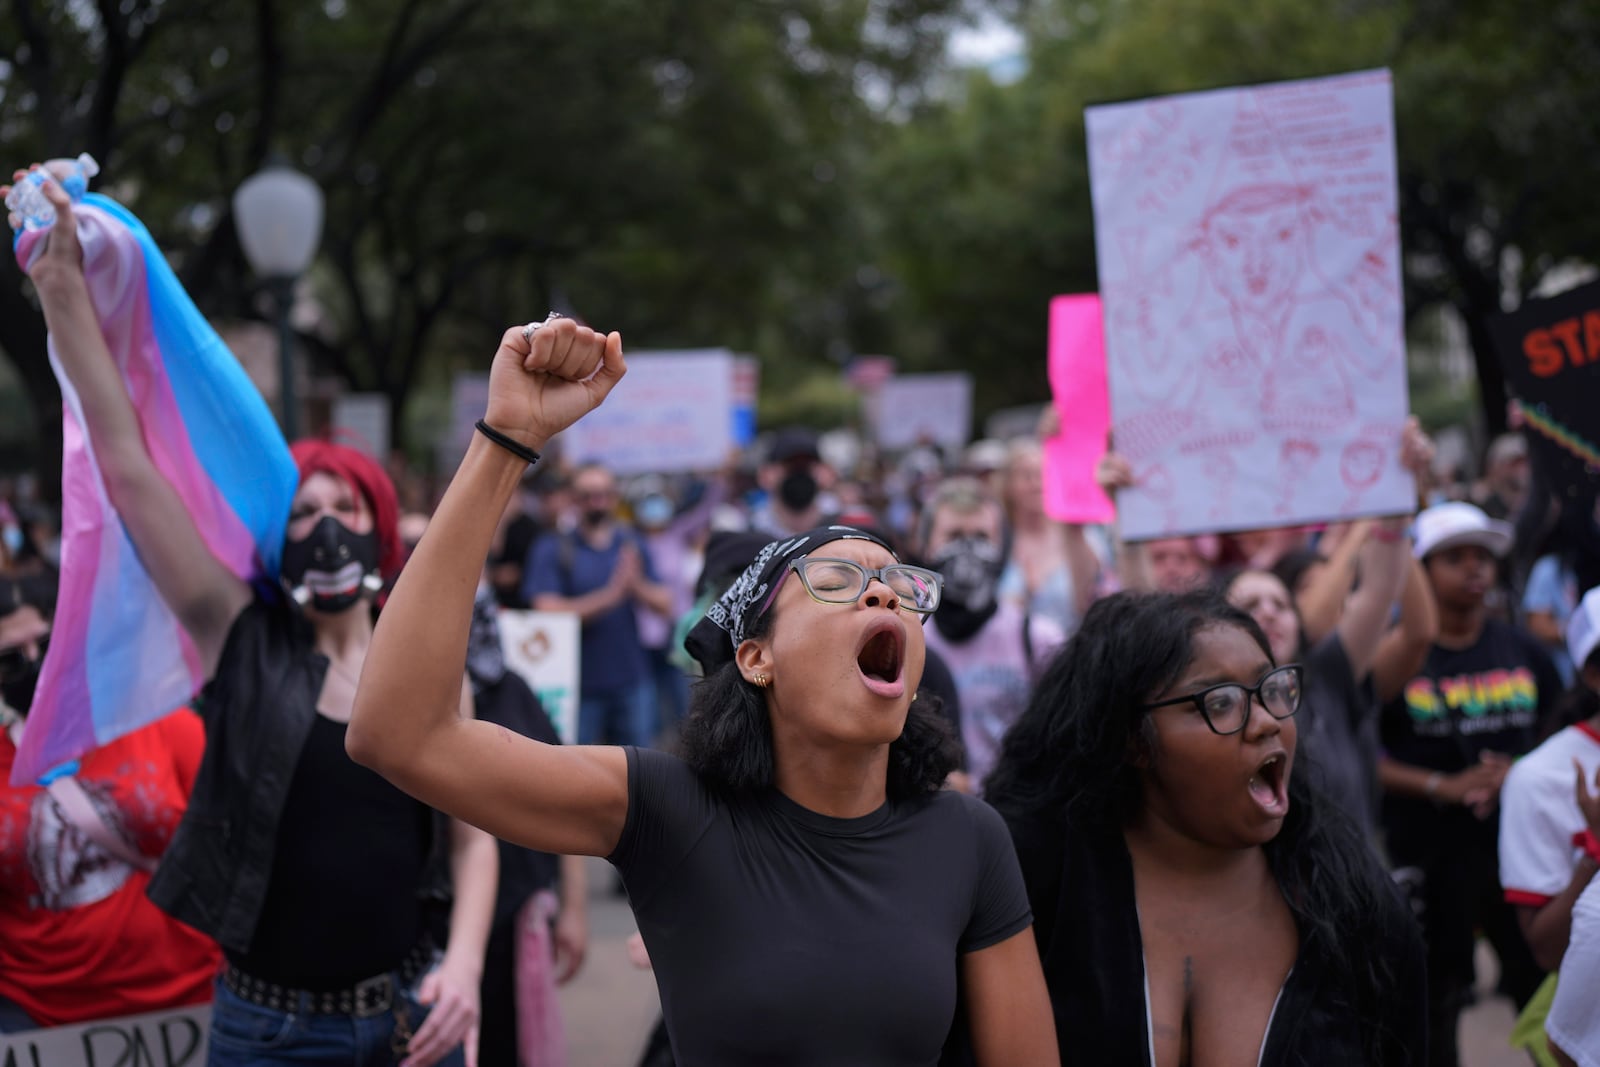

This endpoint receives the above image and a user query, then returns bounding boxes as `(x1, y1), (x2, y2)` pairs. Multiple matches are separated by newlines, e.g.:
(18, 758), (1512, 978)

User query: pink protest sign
(1043, 294), (1115, 524)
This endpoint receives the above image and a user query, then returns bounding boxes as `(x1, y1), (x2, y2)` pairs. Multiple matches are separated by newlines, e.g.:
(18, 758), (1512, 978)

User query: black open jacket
(1003, 809), (1428, 1066)
(147, 589), (449, 953)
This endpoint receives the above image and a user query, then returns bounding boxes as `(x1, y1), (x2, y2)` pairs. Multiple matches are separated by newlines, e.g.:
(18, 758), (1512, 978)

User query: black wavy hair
(984, 589), (1411, 1064)
(679, 603), (959, 801)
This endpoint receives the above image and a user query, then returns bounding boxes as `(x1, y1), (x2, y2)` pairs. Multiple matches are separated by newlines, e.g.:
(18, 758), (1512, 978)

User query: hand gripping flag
(10, 190), (299, 785)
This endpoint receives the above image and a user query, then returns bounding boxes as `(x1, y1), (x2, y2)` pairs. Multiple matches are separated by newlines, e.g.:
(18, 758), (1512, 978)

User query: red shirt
(0, 710), (220, 1026)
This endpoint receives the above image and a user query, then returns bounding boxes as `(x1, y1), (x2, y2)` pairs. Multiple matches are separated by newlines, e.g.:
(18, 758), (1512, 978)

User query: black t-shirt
(609, 748), (1031, 1066)
(226, 714), (432, 988)
(1380, 619), (1562, 847)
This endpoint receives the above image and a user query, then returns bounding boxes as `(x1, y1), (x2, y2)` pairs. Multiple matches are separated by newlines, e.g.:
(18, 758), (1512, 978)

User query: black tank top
(225, 713), (431, 989)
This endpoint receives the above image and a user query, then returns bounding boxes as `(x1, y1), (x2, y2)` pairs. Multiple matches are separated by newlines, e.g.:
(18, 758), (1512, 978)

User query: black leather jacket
(147, 590), (446, 953)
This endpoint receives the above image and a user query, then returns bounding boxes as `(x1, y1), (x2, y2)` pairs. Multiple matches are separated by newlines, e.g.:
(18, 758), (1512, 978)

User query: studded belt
(221, 944), (433, 1018)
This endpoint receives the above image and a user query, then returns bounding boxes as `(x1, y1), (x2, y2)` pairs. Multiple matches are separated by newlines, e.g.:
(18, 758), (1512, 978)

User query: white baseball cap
(1412, 502), (1513, 560)
(1568, 587), (1600, 674)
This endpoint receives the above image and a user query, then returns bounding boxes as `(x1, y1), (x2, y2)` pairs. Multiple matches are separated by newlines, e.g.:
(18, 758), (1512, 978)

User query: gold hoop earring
(752, 672), (770, 688)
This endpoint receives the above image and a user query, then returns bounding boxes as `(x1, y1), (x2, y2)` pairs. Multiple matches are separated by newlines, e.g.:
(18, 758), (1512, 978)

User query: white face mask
(1, 527), (21, 555)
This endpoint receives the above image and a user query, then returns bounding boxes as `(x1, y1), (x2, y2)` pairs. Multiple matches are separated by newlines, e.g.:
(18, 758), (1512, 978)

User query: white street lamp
(233, 158), (323, 440)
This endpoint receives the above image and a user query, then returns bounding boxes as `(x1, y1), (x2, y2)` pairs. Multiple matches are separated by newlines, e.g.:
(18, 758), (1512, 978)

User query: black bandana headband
(683, 525), (895, 675)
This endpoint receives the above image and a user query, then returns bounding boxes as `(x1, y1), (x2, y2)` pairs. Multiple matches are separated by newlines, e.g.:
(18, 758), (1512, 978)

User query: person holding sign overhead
(348, 316), (1059, 1065)
(1380, 502), (1563, 1066)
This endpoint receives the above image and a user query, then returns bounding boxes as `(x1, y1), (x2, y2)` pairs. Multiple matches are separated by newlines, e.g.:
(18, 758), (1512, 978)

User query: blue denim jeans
(207, 978), (466, 1067)
(0, 993), (37, 1033)
(578, 679), (658, 748)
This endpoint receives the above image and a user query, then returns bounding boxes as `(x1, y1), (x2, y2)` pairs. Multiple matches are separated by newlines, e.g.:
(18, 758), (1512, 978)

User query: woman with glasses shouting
(349, 317), (1057, 1065)
(984, 591), (1426, 1066)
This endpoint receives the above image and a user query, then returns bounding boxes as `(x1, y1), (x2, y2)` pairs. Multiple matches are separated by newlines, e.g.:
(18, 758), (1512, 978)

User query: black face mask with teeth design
(929, 536), (1004, 643)
(280, 515), (380, 614)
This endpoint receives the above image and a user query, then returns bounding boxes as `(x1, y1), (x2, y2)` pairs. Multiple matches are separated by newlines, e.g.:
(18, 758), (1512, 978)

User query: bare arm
(533, 585), (626, 624)
(629, 574), (674, 618)
(1371, 556), (1439, 704)
(349, 322), (631, 858)
(1296, 521), (1369, 646)
(1517, 860), (1600, 972)
(1525, 610), (1566, 646)
(12, 171), (248, 673)
(1334, 518), (1410, 681)
(1093, 452), (1149, 593)
(554, 852), (590, 984)
(1062, 524), (1100, 618)
(531, 538), (646, 623)
(962, 928), (1059, 1066)
(1378, 753), (1509, 818)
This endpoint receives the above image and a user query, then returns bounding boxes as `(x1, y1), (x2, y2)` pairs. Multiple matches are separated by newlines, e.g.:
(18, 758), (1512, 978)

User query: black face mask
(582, 507), (613, 528)
(929, 536), (1004, 643)
(778, 468), (820, 512)
(281, 515), (381, 614)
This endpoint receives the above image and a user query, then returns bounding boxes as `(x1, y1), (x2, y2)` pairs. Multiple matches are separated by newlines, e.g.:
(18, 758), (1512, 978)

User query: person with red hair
(12, 169), (495, 1066)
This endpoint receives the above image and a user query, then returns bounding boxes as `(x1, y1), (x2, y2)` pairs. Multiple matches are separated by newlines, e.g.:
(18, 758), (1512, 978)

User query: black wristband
(474, 419), (542, 466)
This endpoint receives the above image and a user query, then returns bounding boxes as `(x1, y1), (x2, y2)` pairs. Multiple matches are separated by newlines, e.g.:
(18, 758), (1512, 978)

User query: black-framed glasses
(786, 557), (943, 614)
(1141, 664), (1302, 736)
(0, 635), (46, 682)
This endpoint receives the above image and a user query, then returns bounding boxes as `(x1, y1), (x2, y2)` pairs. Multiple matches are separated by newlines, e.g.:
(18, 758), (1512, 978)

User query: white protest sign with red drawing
(1086, 68), (1414, 540)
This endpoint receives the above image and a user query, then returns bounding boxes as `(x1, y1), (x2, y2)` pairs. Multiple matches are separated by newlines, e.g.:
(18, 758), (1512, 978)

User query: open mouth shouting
(855, 617), (906, 700)
(1247, 751), (1290, 819)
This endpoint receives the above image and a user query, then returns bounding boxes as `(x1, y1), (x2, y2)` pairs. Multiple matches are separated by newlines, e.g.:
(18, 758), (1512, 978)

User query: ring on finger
(520, 311), (565, 345)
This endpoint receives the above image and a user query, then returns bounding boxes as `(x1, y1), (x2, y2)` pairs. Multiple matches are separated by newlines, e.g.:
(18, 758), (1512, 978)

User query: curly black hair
(984, 589), (1414, 1065)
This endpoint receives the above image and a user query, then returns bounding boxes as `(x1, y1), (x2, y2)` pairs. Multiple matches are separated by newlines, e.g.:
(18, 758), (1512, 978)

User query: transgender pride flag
(11, 192), (299, 785)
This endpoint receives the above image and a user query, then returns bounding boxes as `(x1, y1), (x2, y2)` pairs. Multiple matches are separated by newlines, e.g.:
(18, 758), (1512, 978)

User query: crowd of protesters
(8, 398), (1600, 1064)
(7, 161), (1600, 1067)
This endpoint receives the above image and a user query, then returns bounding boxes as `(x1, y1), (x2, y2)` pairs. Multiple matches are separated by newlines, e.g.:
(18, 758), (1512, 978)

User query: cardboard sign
(560, 350), (736, 474)
(1043, 294), (1116, 524)
(1490, 279), (1600, 502)
(874, 374), (974, 450)
(1086, 69), (1413, 538)
(496, 610), (581, 745)
(0, 1005), (210, 1066)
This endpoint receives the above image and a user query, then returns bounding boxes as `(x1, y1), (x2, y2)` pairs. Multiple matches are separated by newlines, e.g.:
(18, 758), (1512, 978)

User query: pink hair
(288, 440), (403, 579)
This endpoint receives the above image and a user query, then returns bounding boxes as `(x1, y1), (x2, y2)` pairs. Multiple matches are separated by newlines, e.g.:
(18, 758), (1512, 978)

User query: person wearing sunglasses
(0, 577), (219, 1033)
(348, 319), (1058, 1065)
(984, 590), (1426, 1066)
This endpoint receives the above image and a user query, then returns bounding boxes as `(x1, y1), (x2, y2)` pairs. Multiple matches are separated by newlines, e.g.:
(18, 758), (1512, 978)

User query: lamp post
(233, 158), (324, 441)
